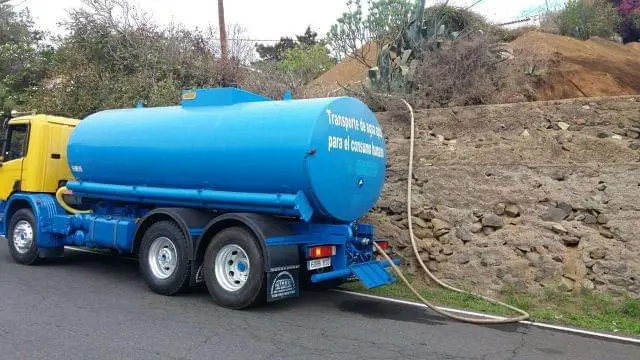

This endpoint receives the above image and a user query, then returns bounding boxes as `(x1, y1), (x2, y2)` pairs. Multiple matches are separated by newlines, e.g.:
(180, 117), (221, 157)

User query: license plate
(307, 257), (331, 270)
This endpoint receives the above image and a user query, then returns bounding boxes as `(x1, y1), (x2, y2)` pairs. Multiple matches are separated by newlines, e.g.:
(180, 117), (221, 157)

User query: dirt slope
(305, 31), (640, 102)
(304, 43), (377, 97)
(512, 31), (640, 100)
(368, 96), (640, 298)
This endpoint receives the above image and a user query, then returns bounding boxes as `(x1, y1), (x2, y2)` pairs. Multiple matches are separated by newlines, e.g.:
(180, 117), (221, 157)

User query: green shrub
(559, 0), (622, 40)
(278, 45), (335, 83)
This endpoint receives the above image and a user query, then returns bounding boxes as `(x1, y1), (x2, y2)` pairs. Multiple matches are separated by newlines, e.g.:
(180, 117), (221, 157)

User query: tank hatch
(181, 87), (271, 107)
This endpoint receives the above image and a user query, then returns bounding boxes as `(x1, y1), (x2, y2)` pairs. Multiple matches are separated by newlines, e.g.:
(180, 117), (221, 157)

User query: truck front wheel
(203, 227), (266, 309)
(7, 208), (39, 265)
(139, 221), (191, 295)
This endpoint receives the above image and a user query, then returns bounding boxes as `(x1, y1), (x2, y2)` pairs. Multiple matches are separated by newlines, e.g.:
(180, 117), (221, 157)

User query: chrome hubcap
(148, 237), (178, 279)
(215, 244), (250, 292)
(13, 220), (33, 254)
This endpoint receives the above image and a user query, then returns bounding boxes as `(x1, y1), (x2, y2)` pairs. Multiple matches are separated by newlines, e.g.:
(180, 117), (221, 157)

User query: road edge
(332, 289), (640, 345)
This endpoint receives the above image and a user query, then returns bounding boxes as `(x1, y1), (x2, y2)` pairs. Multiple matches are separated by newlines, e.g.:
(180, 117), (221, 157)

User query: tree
(612, 0), (639, 14)
(278, 44), (335, 83)
(559, 0), (622, 40)
(255, 37), (296, 62)
(610, 0), (640, 42)
(326, 0), (413, 66)
(296, 26), (319, 47)
(251, 26), (335, 93)
(254, 26), (323, 62)
(0, 1), (51, 113)
(29, 0), (239, 117)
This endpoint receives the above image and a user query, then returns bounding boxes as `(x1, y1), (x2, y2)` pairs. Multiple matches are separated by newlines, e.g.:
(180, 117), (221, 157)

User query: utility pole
(218, 0), (228, 61)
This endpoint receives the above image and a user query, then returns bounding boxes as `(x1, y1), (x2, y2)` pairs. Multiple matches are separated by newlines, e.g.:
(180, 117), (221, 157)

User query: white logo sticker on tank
(325, 109), (384, 159)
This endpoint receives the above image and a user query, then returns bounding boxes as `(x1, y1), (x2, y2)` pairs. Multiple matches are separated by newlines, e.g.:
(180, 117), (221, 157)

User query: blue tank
(66, 88), (386, 223)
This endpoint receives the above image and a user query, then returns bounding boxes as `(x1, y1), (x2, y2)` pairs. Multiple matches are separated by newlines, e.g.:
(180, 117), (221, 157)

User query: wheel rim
(214, 244), (251, 292)
(148, 237), (178, 280)
(12, 220), (33, 254)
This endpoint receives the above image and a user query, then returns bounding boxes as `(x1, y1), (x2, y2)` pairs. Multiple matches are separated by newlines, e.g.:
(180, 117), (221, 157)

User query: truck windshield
(3, 124), (28, 162)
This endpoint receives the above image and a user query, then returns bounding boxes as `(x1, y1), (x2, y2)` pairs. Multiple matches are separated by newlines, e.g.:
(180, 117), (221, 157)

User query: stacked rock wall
(367, 96), (640, 297)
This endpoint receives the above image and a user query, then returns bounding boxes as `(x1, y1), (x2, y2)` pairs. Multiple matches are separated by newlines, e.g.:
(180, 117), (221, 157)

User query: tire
(7, 208), (39, 265)
(203, 227), (266, 309)
(139, 221), (191, 295)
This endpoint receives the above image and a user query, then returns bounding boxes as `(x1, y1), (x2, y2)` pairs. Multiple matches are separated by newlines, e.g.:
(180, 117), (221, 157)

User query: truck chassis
(1, 193), (398, 308)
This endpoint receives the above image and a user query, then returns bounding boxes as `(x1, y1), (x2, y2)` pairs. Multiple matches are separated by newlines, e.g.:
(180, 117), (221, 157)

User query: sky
(15, 0), (549, 41)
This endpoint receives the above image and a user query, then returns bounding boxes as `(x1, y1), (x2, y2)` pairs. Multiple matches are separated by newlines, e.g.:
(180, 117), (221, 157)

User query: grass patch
(340, 277), (640, 336)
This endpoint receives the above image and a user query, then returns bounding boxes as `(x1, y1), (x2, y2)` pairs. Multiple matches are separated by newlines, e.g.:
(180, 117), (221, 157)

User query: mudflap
(350, 261), (396, 289)
(266, 245), (300, 302)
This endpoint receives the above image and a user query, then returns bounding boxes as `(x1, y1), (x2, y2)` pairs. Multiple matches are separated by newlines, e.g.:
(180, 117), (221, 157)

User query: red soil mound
(304, 43), (377, 97)
(511, 31), (640, 100)
(305, 31), (640, 102)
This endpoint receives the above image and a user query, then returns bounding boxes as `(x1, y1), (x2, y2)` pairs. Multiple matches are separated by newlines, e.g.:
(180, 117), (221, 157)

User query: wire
(227, 38), (282, 42)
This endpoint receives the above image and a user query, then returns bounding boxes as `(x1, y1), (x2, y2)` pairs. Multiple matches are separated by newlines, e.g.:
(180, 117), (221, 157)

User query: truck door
(0, 123), (29, 200)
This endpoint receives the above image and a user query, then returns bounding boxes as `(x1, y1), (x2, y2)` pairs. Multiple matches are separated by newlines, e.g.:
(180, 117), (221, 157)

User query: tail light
(308, 245), (336, 259)
(374, 241), (394, 260)
(374, 241), (391, 252)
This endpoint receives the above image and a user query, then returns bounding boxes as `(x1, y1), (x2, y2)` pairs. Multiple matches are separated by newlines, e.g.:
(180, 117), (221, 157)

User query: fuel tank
(66, 88), (386, 223)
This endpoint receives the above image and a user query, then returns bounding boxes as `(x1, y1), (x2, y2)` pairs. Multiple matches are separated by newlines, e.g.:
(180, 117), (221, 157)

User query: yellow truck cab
(0, 115), (79, 201)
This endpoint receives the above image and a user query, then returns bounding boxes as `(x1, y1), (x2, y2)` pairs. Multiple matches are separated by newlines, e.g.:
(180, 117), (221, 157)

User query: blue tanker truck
(0, 87), (398, 308)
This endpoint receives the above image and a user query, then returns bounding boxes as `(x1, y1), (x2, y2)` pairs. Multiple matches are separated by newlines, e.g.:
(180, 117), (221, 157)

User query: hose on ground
(374, 95), (530, 324)
(56, 186), (92, 214)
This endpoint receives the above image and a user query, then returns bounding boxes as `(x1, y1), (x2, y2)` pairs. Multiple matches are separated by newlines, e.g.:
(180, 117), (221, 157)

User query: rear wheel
(203, 227), (266, 309)
(139, 221), (191, 295)
(7, 208), (39, 265)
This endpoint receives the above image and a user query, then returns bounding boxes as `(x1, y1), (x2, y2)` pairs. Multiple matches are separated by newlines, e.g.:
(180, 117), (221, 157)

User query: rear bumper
(309, 258), (401, 283)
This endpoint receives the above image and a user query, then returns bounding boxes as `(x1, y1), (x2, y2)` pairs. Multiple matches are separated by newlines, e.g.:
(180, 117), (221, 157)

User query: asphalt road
(0, 242), (638, 360)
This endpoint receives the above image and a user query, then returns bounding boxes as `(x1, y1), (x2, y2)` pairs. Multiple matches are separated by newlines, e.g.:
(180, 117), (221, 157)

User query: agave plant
(369, 0), (475, 91)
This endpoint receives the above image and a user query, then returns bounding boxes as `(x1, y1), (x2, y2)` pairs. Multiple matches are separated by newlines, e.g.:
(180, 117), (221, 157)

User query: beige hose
(56, 186), (92, 214)
(375, 95), (530, 324)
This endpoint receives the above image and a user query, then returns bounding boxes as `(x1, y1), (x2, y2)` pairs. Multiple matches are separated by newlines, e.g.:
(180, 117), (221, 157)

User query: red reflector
(308, 245), (336, 259)
(375, 241), (390, 251)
